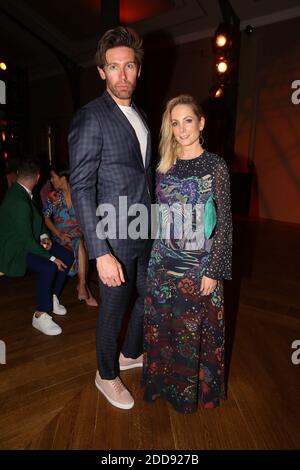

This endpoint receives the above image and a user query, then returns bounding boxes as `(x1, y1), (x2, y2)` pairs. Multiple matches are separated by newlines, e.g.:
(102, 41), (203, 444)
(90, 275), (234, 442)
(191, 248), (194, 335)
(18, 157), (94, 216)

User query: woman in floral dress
(142, 95), (232, 413)
(43, 167), (98, 307)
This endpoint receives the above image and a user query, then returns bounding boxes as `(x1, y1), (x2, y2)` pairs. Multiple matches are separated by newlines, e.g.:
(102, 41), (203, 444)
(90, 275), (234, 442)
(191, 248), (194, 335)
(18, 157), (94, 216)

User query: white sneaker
(32, 312), (62, 336)
(53, 294), (67, 315)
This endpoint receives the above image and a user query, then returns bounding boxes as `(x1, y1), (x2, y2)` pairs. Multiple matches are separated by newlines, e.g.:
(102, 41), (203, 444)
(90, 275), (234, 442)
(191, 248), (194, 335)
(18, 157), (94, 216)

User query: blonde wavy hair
(157, 94), (204, 174)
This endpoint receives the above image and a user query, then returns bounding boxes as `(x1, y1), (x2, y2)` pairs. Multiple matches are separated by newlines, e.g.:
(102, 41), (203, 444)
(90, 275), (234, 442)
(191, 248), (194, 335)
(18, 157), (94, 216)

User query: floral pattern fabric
(43, 189), (83, 276)
(142, 151), (232, 413)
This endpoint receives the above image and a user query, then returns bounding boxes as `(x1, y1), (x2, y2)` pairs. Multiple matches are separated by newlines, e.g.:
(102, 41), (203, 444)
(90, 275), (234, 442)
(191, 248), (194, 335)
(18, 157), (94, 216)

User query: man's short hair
(95, 26), (144, 69)
(17, 158), (40, 179)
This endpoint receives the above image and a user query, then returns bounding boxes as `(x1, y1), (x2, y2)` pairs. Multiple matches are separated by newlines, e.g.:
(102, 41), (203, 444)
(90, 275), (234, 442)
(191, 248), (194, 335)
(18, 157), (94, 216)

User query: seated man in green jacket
(0, 158), (74, 335)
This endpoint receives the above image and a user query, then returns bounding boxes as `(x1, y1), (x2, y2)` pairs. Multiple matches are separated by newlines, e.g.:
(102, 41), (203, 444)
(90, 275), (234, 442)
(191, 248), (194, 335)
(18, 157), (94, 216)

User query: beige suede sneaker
(95, 371), (134, 410)
(119, 352), (143, 371)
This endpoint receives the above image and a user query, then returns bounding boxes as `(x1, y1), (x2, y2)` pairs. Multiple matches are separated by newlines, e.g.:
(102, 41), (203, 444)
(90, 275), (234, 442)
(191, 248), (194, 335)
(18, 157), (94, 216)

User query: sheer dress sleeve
(204, 158), (232, 280)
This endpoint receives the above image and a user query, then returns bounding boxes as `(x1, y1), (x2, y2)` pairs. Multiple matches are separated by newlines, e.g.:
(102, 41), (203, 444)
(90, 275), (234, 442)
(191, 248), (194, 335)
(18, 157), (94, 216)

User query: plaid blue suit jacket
(68, 91), (153, 260)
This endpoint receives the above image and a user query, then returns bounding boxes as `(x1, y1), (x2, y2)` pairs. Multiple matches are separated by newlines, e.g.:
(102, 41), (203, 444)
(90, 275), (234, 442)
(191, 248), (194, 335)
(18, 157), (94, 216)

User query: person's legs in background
(26, 242), (73, 335)
(76, 239), (98, 306)
(49, 241), (74, 299)
(26, 253), (57, 312)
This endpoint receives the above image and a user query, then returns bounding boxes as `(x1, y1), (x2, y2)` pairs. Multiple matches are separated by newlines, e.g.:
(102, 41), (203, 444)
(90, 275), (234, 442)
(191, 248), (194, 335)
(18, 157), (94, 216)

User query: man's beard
(109, 82), (136, 100)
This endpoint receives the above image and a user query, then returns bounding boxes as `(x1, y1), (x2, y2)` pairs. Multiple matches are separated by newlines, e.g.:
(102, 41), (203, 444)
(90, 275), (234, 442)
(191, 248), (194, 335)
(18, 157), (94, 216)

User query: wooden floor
(0, 218), (299, 450)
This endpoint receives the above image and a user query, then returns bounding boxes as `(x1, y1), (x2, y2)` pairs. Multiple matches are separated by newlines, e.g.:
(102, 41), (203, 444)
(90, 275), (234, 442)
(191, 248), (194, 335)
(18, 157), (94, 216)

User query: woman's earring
(199, 130), (204, 146)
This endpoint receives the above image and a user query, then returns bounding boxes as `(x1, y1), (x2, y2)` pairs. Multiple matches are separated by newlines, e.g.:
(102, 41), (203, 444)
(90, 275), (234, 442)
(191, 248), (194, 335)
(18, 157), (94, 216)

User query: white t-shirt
(118, 104), (148, 166)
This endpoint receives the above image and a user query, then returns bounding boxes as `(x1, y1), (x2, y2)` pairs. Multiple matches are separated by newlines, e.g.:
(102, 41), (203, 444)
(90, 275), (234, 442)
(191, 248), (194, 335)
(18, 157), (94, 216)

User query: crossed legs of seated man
(26, 241), (74, 336)
(95, 248), (149, 410)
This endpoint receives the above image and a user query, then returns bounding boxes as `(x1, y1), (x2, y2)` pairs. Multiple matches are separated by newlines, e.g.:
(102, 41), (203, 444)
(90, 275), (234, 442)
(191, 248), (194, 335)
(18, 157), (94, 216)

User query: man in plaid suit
(69, 27), (153, 409)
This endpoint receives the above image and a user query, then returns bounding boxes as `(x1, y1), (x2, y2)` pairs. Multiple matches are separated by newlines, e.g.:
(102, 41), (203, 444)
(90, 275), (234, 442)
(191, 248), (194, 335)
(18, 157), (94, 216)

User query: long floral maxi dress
(142, 151), (232, 413)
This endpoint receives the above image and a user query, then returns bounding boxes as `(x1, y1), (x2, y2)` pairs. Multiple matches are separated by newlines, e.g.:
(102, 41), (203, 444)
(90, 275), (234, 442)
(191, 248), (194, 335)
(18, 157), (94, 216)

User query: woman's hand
(59, 231), (72, 243)
(200, 275), (217, 296)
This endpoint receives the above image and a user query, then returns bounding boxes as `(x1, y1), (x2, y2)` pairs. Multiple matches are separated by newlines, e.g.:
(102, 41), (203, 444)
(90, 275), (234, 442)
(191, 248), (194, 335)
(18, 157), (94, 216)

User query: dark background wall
(28, 16), (300, 224)
(234, 17), (300, 224)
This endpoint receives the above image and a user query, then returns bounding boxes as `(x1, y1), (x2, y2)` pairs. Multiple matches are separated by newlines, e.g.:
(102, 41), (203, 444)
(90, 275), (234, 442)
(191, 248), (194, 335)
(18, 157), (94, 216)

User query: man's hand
(96, 253), (125, 287)
(54, 258), (67, 272)
(200, 275), (217, 296)
(41, 237), (52, 250)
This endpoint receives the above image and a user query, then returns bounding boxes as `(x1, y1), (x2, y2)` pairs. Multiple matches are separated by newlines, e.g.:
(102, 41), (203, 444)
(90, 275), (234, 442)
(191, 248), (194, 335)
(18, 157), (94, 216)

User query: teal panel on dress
(204, 195), (217, 239)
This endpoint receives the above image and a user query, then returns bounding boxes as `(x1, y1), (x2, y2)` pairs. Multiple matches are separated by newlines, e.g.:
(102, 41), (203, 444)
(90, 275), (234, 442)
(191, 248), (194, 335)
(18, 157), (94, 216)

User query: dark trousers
(96, 244), (151, 379)
(26, 241), (74, 312)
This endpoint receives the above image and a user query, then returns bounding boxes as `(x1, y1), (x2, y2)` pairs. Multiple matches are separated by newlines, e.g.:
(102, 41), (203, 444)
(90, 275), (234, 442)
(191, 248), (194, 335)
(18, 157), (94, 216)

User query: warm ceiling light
(215, 87), (224, 98)
(215, 34), (227, 47)
(0, 62), (7, 71)
(216, 60), (228, 74)
(214, 23), (232, 50)
(210, 84), (224, 99)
